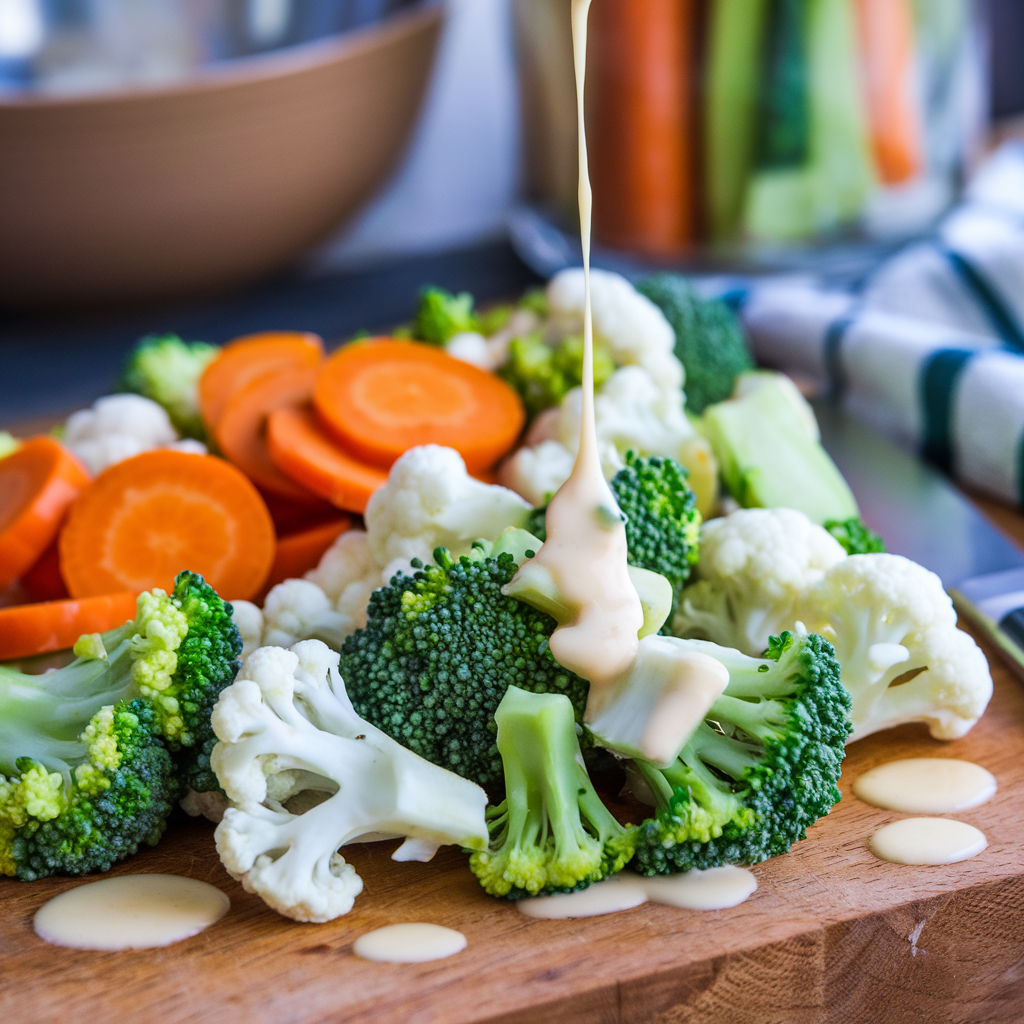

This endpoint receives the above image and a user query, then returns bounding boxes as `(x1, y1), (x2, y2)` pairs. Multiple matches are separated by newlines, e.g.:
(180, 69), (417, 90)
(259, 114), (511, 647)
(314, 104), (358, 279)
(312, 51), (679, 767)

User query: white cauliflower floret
(63, 393), (206, 475)
(497, 439), (576, 507)
(797, 554), (992, 741)
(365, 444), (531, 570)
(304, 528), (381, 637)
(444, 331), (494, 370)
(210, 641), (488, 923)
(547, 268), (683, 393)
(230, 600), (265, 661)
(672, 507), (847, 654)
(179, 788), (229, 824)
(261, 579), (348, 650)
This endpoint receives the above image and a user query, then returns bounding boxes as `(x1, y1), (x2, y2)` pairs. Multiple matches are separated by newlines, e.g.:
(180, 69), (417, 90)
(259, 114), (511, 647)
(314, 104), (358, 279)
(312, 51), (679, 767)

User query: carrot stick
(215, 363), (324, 500)
(59, 449), (275, 601)
(259, 517), (352, 601)
(0, 592), (138, 660)
(854, 0), (923, 185)
(199, 331), (323, 433)
(0, 436), (90, 590)
(267, 405), (389, 514)
(588, 0), (696, 254)
(20, 539), (69, 603)
(313, 339), (525, 474)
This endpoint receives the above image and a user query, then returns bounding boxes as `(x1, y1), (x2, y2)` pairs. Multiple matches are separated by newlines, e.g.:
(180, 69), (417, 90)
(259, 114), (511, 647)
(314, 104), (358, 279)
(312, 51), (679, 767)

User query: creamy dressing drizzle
(33, 874), (229, 951)
(352, 922), (467, 963)
(517, 867), (757, 919)
(512, 0), (643, 698)
(868, 818), (987, 866)
(852, 758), (997, 815)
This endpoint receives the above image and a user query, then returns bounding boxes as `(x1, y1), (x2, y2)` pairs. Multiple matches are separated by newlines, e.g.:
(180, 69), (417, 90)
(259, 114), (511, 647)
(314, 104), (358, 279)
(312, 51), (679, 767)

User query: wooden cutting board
(0, 618), (1022, 1024)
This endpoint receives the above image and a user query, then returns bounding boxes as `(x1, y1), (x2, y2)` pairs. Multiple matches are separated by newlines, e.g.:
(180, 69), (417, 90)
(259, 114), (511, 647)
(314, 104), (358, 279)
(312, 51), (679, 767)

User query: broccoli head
(413, 287), (479, 345)
(824, 518), (886, 555)
(117, 334), (218, 439)
(341, 547), (589, 789)
(0, 570), (241, 879)
(630, 631), (851, 875)
(637, 274), (753, 414)
(469, 686), (635, 898)
(527, 452), (700, 620)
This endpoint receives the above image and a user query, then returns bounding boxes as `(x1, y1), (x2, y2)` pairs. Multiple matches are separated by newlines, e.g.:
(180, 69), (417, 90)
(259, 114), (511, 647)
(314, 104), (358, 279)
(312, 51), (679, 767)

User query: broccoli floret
(117, 334), (218, 440)
(499, 332), (616, 418)
(413, 287), (479, 344)
(637, 275), (753, 414)
(341, 549), (589, 789)
(469, 686), (635, 898)
(0, 571), (241, 879)
(823, 518), (886, 555)
(527, 452), (700, 620)
(630, 631), (851, 875)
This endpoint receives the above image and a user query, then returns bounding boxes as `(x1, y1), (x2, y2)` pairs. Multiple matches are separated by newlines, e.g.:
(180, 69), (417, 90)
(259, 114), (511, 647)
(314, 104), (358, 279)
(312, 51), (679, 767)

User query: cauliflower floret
(304, 528), (381, 637)
(500, 366), (717, 514)
(547, 268), (683, 393)
(63, 393), (206, 475)
(230, 600), (265, 661)
(261, 579), (348, 650)
(444, 331), (494, 370)
(210, 641), (488, 922)
(672, 507), (848, 654)
(796, 554), (992, 741)
(365, 444), (531, 570)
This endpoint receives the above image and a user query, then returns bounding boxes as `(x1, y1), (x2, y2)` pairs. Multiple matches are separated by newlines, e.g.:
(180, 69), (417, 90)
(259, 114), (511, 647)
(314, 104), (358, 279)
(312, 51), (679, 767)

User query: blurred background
(0, 0), (1022, 308)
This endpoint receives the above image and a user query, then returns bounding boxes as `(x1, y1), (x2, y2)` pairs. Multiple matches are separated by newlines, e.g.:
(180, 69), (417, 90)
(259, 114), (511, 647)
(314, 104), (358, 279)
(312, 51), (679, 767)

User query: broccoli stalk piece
(823, 518), (886, 555)
(0, 570), (242, 879)
(341, 547), (590, 788)
(631, 631), (851, 875)
(413, 287), (479, 345)
(117, 334), (219, 440)
(469, 686), (635, 898)
(527, 452), (701, 622)
(637, 275), (753, 414)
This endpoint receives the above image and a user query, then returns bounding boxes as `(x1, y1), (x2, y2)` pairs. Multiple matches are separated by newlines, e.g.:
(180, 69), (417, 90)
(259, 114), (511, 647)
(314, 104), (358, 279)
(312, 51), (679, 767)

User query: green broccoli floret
(824, 518), (886, 555)
(637, 274), (753, 414)
(630, 631), (851, 875)
(117, 334), (219, 439)
(0, 570), (241, 879)
(499, 332), (616, 418)
(526, 453), (700, 620)
(341, 548), (589, 789)
(413, 287), (479, 344)
(469, 686), (636, 898)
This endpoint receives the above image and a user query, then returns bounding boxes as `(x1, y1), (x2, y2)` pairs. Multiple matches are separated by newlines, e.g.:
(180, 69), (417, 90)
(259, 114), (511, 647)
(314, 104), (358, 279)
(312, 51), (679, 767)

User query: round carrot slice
(0, 592), (138, 660)
(267, 405), (388, 514)
(199, 331), (323, 432)
(20, 539), (69, 603)
(59, 449), (274, 601)
(0, 437), (90, 590)
(215, 363), (322, 499)
(313, 339), (526, 473)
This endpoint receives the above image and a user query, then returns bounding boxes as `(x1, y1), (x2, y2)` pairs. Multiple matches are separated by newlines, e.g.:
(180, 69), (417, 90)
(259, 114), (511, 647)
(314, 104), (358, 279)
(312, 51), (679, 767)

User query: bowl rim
(0, 1), (444, 110)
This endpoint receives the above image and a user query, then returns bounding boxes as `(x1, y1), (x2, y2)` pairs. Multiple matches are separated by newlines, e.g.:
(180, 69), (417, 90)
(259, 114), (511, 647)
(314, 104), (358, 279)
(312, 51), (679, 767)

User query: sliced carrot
(258, 517), (352, 601)
(20, 539), (69, 603)
(0, 436), (90, 590)
(267, 405), (389, 514)
(260, 489), (343, 536)
(313, 339), (525, 473)
(0, 592), (138, 660)
(199, 331), (323, 433)
(215, 363), (324, 500)
(59, 449), (275, 601)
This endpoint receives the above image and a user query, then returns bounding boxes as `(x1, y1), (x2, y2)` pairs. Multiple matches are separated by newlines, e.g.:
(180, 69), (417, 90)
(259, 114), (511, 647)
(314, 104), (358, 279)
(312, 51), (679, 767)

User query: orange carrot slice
(260, 489), (342, 537)
(0, 592), (138, 660)
(0, 436), (90, 590)
(199, 331), (323, 432)
(20, 539), (69, 603)
(215, 363), (323, 500)
(267, 405), (389, 514)
(259, 517), (352, 600)
(59, 449), (274, 601)
(313, 339), (525, 473)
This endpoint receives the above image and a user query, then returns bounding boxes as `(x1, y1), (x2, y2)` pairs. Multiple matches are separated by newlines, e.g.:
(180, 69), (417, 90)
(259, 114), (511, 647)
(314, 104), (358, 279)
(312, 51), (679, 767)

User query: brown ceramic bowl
(0, 5), (443, 309)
